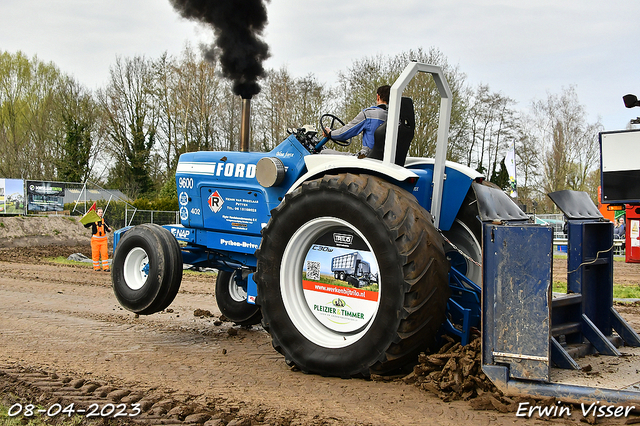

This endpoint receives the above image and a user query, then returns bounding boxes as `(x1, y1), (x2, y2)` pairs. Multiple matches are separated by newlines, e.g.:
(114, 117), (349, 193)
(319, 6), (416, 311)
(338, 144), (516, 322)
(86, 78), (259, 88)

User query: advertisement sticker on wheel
(301, 229), (380, 333)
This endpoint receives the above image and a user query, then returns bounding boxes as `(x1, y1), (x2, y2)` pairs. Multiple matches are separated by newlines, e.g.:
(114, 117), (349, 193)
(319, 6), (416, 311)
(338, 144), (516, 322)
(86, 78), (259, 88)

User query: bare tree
(56, 77), (101, 183)
(253, 67), (331, 151)
(178, 48), (223, 153)
(153, 52), (180, 178)
(463, 85), (518, 180)
(531, 86), (602, 210)
(512, 116), (541, 211)
(335, 48), (468, 158)
(99, 55), (158, 197)
(253, 66), (294, 151)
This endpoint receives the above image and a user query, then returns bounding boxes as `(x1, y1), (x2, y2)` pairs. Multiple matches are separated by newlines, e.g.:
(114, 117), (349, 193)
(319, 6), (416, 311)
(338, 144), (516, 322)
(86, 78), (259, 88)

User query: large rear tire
(442, 186), (482, 285)
(255, 173), (450, 377)
(215, 270), (262, 326)
(112, 224), (182, 315)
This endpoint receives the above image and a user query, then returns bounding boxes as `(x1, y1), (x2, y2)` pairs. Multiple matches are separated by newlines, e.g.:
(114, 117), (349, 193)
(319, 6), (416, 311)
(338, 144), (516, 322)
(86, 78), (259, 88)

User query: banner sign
(27, 180), (66, 212)
(600, 129), (640, 204)
(0, 179), (25, 214)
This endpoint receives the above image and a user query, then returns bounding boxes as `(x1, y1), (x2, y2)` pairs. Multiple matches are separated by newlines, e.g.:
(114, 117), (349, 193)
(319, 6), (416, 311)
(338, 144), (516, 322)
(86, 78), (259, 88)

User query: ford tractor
(110, 63), (640, 402)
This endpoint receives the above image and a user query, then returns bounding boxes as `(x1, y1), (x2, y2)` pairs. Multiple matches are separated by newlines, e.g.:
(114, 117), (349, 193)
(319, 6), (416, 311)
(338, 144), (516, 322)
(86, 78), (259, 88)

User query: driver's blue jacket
(329, 104), (388, 149)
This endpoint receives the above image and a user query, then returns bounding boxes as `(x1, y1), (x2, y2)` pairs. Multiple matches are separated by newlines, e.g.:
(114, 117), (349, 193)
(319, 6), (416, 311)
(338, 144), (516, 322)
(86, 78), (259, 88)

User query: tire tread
(256, 173), (450, 377)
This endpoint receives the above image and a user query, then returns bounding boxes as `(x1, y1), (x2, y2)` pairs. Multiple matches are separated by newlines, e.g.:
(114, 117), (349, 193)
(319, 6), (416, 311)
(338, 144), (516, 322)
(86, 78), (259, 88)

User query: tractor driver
(323, 85), (390, 158)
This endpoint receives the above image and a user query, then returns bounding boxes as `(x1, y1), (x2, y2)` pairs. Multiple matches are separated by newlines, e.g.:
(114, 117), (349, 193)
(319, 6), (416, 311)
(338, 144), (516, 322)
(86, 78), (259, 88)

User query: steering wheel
(319, 114), (350, 147)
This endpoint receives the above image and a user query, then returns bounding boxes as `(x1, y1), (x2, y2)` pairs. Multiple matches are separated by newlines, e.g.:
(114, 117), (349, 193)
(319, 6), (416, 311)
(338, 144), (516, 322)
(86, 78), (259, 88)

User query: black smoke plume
(169, 0), (270, 99)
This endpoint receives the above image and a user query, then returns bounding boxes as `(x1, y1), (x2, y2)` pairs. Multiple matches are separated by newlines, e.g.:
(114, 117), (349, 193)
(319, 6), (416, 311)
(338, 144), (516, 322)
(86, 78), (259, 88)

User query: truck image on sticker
(330, 252), (377, 288)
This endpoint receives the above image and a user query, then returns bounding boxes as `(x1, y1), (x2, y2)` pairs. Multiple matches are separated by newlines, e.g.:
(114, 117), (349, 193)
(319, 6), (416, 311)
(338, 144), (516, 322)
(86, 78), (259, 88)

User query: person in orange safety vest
(84, 207), (112, 271)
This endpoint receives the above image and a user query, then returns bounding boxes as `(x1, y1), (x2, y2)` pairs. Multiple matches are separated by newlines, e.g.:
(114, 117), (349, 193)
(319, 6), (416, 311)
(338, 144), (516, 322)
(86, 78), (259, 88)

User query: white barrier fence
(553, 238), (626, 256)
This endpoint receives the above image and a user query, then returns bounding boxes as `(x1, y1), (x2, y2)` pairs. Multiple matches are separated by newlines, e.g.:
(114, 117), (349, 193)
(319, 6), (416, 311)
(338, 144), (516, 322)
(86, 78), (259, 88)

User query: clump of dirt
(405, 336), (573, 415)
(404, 336), (499, 402)
(193, 308), (215, 318)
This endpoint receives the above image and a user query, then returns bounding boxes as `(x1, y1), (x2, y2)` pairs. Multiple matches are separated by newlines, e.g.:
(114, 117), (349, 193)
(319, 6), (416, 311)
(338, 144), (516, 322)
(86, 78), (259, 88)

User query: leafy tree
(0, 51), (69, 180)
(490, 157), (510, 190)
(27, 57), (64, 179)
(0, 51), (31, 178)
(58, 119), (91, 182)
(0, 47), (608, 215)
(158, 173), (177, 199)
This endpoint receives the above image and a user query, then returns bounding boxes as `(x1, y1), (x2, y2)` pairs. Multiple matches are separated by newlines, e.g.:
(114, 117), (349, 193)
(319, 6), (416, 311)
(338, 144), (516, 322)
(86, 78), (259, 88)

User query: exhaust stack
(240, 98), (251, 152)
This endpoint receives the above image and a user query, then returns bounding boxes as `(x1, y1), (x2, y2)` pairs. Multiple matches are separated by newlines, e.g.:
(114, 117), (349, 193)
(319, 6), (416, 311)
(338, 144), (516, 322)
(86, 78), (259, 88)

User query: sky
(1, 0), (639, 132)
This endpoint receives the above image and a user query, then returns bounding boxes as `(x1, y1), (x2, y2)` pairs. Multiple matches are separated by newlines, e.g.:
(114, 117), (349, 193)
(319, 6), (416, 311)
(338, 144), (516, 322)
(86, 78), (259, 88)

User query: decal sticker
(171, 228), (191, 239)
(178, 177), (194, 188)
(301, 229), (380, 333)
(219, 238), (259, 250)
(333, 233), (353, 247)
(208, 190), (224, 213)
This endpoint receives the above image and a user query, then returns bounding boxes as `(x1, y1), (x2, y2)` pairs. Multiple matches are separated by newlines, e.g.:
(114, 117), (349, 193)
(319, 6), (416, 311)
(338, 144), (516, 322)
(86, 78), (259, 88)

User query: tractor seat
(368, 97), (415, 166)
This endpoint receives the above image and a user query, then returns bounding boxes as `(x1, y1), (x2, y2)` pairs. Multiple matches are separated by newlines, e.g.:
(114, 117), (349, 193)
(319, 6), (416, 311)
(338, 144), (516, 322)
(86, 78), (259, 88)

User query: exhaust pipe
(240, 97), (251, 152)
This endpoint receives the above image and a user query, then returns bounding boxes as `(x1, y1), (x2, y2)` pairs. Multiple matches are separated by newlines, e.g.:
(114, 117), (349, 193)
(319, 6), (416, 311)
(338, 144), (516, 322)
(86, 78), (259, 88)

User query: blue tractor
(111, 63), (640, 401)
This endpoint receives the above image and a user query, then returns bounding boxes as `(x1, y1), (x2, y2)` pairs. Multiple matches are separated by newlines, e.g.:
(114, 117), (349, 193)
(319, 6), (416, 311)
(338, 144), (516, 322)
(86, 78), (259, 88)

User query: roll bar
(384, 62), (452, 228)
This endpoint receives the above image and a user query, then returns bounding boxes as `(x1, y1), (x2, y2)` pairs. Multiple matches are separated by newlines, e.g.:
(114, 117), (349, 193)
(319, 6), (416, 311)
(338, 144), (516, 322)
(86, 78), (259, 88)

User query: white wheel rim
(227, 271), (247, 302)
(123, 247), (149, 291)
(280, 217), (381, 349)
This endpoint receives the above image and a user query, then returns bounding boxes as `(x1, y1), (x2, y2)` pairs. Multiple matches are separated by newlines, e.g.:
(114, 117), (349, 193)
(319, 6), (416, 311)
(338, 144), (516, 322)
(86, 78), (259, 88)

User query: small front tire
(215, 270), (262, 326)
(111, 224), (182, 315)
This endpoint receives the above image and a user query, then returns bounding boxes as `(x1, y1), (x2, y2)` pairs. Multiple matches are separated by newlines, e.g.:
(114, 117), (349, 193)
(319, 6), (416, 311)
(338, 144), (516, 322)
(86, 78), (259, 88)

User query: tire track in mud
(0, 364), (316, 425)
(0, 306), (328, 425)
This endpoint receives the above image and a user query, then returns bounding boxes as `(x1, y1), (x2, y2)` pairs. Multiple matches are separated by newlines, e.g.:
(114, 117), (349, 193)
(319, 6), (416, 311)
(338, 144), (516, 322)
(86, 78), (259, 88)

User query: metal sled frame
(482, 190), (640, 403)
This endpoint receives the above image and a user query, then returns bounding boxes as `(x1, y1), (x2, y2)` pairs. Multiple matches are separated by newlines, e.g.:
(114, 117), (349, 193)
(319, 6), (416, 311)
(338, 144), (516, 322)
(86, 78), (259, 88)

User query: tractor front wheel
(215, 270), (262, 326)
(111, 224), (182, 315)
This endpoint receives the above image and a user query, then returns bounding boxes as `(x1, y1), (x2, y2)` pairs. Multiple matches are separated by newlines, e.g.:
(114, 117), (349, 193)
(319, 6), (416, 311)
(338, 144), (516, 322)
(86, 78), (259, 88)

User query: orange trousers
(91, 235), (109, 270)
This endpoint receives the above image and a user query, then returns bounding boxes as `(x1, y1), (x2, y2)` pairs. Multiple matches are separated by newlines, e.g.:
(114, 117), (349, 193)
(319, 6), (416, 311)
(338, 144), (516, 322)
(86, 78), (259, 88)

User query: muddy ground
(2, 216), (640, 425)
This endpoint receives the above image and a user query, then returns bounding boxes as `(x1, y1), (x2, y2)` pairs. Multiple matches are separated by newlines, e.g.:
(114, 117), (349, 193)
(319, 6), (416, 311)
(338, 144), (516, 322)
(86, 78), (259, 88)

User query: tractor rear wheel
(442, 185), (482, 285)
(255, 173), (450, 377)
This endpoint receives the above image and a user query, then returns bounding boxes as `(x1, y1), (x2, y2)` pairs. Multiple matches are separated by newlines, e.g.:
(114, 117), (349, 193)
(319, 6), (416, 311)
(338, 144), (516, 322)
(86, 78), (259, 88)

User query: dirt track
(1, 218), (640, 425)
(0, 249), (500, 426)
